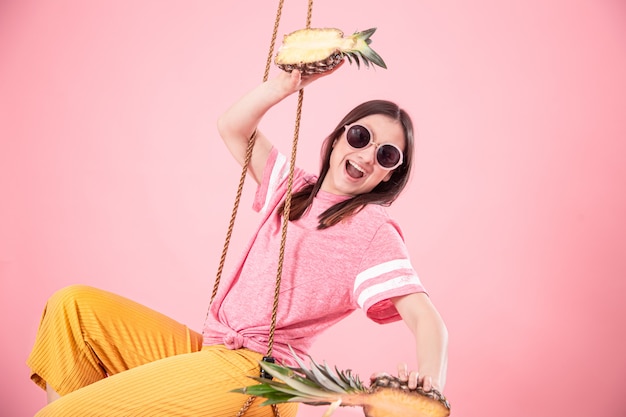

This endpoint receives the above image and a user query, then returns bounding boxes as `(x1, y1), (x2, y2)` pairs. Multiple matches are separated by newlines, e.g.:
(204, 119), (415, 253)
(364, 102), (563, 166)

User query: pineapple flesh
(275, 28), (387, 74)
(232, 349), (450, 417)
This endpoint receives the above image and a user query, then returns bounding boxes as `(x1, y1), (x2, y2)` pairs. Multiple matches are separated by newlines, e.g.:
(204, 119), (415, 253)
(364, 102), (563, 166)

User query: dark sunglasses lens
(346, 125), (370, 148)
(377, 145), (402, 168)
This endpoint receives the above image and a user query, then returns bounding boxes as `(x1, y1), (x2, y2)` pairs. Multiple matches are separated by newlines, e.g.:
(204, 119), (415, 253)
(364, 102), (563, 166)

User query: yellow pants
(27, 285), (298, 417)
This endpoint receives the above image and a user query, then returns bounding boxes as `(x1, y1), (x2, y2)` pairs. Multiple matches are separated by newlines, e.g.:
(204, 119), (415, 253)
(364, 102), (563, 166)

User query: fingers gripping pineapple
(275, 28), (387, 74)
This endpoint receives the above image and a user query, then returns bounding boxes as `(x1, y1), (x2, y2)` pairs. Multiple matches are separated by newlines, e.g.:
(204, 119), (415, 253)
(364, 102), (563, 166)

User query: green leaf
(257, 362), (338, 399)
(288, 346), (347, 394)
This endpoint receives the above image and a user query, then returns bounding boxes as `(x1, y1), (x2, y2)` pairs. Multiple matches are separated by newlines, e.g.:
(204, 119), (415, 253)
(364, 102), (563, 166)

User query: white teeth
(348, 160), (364, 173)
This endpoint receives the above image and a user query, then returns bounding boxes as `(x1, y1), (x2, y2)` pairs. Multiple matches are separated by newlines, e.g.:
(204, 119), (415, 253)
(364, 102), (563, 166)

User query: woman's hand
(398, 362), (439, 392)
(370, 363), (440, 392)
(273, 60), (345, 97)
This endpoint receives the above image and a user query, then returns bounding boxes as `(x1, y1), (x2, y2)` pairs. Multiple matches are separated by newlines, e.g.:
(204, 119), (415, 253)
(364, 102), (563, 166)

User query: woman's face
(321, 114), (406, 197)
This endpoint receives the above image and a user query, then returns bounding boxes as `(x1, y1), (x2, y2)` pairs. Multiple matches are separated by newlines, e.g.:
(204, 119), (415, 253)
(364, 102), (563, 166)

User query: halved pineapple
(233, 348), (450, 417)
(275, 28), (387, 74)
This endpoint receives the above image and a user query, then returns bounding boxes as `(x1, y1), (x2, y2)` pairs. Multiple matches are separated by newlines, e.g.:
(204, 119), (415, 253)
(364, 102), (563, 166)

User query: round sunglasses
(344, 124), (404, 170)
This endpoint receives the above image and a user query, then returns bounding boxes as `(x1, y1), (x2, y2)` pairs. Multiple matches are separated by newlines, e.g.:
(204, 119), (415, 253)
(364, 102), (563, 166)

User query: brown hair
(279, 99), (415, 229)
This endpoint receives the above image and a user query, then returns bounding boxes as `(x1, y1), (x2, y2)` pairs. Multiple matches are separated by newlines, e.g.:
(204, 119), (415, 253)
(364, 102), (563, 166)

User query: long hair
(279, 99), (415, 229)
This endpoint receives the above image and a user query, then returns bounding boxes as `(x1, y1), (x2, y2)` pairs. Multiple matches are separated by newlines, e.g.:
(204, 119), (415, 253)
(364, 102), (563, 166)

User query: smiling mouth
(346, 160), (364, 179)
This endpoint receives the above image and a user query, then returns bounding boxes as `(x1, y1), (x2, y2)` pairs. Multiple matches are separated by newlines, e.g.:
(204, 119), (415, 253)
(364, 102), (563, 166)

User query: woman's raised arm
(217, 66), (342, 183)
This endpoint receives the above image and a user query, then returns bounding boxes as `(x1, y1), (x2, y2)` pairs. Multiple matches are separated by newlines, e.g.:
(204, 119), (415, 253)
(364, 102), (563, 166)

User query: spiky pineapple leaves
(343, 28), (387, 70)
(232, 346), (365, 407)
(235, 363), (333, 406)
(288, 346), (366, 394)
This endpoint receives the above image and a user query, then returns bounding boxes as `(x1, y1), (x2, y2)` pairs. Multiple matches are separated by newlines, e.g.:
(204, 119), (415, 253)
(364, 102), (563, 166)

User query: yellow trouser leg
(27, 284), (203, 395)
(28, 285), (298, 416)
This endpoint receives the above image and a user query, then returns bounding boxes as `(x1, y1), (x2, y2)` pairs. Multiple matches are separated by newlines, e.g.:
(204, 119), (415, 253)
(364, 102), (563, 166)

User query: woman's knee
(45, 284), (104, 316)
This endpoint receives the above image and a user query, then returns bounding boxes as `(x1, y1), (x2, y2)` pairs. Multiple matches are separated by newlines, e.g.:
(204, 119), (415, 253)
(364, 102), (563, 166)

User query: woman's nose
(360, 143), (378, 164)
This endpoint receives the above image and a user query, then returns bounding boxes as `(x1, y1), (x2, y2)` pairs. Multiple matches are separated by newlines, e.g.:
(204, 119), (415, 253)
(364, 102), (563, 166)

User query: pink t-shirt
(203, 148), (426, 364)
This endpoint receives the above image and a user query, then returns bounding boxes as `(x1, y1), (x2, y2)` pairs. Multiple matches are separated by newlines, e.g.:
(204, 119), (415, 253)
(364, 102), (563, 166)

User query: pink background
(1, 1), (625, 416)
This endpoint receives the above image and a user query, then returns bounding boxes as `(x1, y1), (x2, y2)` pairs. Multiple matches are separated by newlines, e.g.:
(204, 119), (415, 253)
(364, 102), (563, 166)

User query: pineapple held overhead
(275, 28), (387, 74)
(233, 348), (450, 417)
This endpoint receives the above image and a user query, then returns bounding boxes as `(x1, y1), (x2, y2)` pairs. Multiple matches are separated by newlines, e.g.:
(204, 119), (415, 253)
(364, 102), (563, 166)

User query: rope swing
(209, 1), (313, 415)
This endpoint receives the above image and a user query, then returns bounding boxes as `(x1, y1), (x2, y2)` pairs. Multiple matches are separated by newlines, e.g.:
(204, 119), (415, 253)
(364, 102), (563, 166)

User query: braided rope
(209, 0), (285, 307)
(266, 0), (313, 358)
(208, 0), (314, 415)
(266, 90), (304, 355)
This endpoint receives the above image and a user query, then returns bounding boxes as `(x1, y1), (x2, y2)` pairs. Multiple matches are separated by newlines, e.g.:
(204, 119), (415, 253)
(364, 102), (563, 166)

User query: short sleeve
(353, 221), (427, 324)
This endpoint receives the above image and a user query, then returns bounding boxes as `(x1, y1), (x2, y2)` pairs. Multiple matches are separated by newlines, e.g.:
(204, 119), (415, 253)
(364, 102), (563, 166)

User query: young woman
(27, 68), (448, 416)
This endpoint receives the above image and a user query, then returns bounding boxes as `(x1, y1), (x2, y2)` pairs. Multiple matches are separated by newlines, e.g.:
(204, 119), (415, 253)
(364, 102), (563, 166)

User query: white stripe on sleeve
(356, 275), (422, 309)
(260, 153), (288, 215)
(354, 259), (413, 291)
